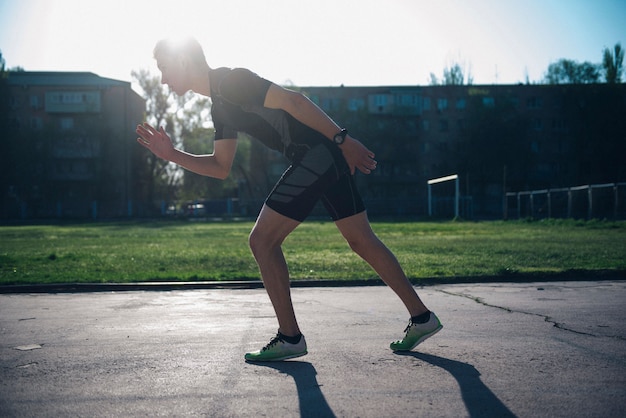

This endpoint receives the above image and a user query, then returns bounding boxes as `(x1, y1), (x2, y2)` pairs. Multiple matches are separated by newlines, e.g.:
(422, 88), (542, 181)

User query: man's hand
(341, 136), (377, 175)
(136, 123), (174, 160)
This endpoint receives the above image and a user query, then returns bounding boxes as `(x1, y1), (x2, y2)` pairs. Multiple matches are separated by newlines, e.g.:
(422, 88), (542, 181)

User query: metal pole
(547, 190), (552, 218)
(615, 184), (619, 220)
(504, 194), (508, 220)
(428, 183), (432, 217)
(455, 176), (460, 218)
(567, 189), (572, 218)
(587, 186), (593, 219)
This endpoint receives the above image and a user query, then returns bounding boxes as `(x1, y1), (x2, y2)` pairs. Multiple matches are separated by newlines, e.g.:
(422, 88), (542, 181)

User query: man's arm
(136, 123), (237, 180)
(263, 84), (377, 175)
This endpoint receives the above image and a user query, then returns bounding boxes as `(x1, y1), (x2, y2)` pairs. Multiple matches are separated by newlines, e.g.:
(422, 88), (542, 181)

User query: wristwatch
(333, 128), (348, 145)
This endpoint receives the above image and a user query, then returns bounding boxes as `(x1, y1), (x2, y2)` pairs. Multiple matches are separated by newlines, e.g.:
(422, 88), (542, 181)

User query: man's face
(156, 54), (188, 96)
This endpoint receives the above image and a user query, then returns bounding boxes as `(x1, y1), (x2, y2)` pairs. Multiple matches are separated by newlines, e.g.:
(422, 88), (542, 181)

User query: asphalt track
(1, 279), (625, 417)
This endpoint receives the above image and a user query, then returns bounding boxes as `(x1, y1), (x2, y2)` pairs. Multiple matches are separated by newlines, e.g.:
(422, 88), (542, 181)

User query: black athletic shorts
(265, 141), (366, 222)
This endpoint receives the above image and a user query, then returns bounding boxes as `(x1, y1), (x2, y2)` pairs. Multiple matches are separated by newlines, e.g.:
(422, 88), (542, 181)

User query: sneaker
(390, 312), (442, 351)
(245, 333), (308, 362)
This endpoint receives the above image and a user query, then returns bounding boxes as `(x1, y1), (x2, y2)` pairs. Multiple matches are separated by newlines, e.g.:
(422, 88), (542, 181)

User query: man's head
(153, 37), (208, 95)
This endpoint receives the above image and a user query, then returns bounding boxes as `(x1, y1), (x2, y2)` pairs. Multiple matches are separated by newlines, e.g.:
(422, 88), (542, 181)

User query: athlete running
(136, 37), (442, 361)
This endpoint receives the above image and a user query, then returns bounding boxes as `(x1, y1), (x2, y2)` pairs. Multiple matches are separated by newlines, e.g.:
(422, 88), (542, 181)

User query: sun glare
(1, 0), (624, 86)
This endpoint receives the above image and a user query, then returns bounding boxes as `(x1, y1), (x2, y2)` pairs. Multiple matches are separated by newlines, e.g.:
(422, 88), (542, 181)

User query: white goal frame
(427, 174), (459, 218)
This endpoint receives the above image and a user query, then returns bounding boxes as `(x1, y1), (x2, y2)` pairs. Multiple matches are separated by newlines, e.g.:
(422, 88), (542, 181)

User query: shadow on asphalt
(246, 361), (336, 418)
(395, 352), (517, 417)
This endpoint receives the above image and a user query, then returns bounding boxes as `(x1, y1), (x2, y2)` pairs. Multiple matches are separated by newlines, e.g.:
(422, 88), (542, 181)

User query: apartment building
(3, 70), (623, 220)
(3, 71), (145, 219)
(303, 83), (625, 217)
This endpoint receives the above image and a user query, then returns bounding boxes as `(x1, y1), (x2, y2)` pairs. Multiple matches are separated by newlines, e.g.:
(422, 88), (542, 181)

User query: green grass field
(0, 219), (624, 285)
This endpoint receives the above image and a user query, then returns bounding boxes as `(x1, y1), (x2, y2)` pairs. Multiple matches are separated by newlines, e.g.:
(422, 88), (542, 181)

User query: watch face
(334, 134), (344, 144)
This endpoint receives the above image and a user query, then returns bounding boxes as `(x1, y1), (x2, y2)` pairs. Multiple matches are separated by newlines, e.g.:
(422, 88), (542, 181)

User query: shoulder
(221, 68), (269, 90)
(215, 67), (272, 105)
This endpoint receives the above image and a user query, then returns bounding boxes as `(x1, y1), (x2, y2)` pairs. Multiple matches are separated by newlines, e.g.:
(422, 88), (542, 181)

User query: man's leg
(334, 211), (428, 317)
(335, 211), (442, 351)
(249, 204), (302, 337)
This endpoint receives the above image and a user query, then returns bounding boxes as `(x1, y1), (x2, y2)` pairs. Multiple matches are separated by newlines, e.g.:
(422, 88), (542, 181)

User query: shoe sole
(391, 324), (443, 352)
(244, 350), (308, 362)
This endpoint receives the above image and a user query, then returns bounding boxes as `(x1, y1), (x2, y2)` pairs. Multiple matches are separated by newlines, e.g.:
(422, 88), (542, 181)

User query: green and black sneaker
(245, 332), (308, 362)
(390, 312), (443, 351)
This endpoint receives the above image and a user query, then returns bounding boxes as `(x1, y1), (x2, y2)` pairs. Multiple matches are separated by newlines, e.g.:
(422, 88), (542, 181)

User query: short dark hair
(153, 37), (207, 65)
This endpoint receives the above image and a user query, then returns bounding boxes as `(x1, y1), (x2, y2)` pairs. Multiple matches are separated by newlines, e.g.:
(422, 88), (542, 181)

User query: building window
(552, 119), (568, 132)
(508, 96), (520, 108)
(439, 119), (449, 132)
(372, 94), (388, 113)
(532, 118), (543, 131)
(348, 98), (364, 111)
(60, 117), (74, 130)
(30, 95), (40, 109)
(455, 98), (466, 109)
(30, 117), (43, 130)
(527, 97), (543, 109)
(373, 95), (387, 107)
(321, 98), (342, 111)
(45, 90), (101, 113)
(553, 97), (564, 109)
(399, 94), (417, 106)
(422, 97), (431, 111)
(531, 141), (539, 153)
(422, 119), (430, 131)
(437, 98), (448, 111)
(482, 97), (495, 107)
(49, 92), (79, 104)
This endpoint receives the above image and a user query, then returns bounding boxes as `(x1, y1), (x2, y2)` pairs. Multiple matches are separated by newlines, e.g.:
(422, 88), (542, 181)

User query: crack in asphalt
(436, 289), (625, 340)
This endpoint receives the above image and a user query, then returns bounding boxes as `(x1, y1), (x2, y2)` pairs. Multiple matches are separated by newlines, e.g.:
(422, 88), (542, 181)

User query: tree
(430, 62), (473, 86)
(602, 42), (624, 83)
(131, 69), (183, 211)
(131, 69), (256, 212)
(178, 126), (258, 203)
(543, 59), (600, 84)
(443, 63), (465, 85)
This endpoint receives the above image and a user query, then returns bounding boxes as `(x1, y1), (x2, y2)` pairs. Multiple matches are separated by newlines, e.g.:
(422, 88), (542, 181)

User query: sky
(0, 0), (624, 90)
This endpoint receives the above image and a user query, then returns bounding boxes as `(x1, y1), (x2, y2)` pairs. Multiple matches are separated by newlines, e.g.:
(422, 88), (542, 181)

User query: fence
(504, 182), (626, 220)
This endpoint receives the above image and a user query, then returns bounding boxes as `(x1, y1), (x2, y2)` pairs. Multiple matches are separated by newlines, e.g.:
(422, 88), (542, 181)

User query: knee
(345, 237), (363, 254)
(248, 227), (264, 257)
(249, 226), (279, 258)
(345, 232), (378, 256)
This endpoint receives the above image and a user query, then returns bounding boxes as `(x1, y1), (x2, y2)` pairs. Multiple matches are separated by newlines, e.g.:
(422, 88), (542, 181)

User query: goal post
(427, 174), (459, 218)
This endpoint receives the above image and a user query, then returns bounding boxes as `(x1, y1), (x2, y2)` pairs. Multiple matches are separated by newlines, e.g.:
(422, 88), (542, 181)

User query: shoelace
(261, 335), (283, 352)
(403, 320), (415, 334)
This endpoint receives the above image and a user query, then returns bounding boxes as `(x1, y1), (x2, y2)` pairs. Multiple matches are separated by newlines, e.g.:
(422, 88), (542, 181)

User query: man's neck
(191, 63), (212, 97)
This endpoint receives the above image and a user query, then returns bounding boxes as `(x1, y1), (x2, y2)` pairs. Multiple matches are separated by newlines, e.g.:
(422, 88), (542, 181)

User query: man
(136, 37), (442, 362)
